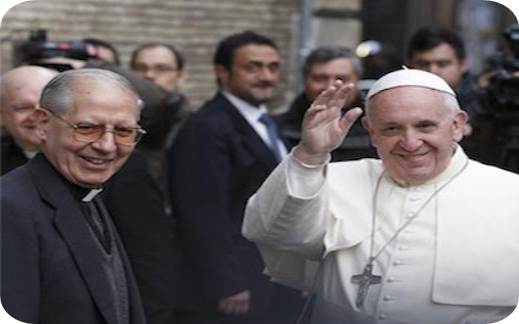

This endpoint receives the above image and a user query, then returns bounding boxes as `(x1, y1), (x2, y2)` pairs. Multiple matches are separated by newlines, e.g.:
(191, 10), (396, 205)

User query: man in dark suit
(169, 31), (304, 324)
(0, 65), (57, 175)
(1, 69), (147, 324)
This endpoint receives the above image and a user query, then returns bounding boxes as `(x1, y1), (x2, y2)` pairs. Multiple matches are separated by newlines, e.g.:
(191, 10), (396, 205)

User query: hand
(294, 81), (363, 165)
(218, 290), (251, 315)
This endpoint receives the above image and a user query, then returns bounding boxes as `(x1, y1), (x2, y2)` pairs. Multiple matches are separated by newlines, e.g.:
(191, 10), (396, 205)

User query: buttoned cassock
(243, 148), (519, 324)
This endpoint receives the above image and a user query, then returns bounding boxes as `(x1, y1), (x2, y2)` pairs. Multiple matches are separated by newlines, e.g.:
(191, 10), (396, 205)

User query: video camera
(481, 24), (519, 172)
(14, 29), (98, 71)
(483, 24), (519, 112)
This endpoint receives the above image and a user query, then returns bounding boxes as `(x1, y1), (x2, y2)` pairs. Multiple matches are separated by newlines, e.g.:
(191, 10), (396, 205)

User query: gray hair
(39, 68), (142, 114)
(302, 46), (363, 78)
(364, 89), (460, 117)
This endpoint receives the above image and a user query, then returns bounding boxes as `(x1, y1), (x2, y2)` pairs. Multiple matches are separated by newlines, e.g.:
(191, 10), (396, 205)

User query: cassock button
(378, 314), (388, 320)
(387, 276), (396, 283)
(393, 259), (402, 266)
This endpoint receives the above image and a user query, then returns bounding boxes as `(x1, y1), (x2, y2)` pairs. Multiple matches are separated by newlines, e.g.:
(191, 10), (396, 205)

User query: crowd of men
(1, 26), (518, 324)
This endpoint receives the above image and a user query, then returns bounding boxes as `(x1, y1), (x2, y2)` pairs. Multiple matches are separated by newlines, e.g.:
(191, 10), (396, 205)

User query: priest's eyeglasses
(45, 109), (146, 146)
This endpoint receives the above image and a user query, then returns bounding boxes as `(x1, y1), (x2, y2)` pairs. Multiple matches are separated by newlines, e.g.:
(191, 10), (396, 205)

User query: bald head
(1, 66), (58, 150)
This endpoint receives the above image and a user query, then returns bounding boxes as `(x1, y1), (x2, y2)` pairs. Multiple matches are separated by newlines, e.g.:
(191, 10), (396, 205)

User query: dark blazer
(168, 93), (303, 321)
(0, 135), (28, 175)
(1, 154), (147, 324)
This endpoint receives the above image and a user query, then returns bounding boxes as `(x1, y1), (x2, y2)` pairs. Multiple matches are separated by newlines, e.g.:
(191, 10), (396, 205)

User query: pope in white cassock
(242, 69), (519, 324)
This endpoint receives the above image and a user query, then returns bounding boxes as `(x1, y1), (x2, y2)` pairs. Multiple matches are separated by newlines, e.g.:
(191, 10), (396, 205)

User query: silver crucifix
(351, 262), (382, 309)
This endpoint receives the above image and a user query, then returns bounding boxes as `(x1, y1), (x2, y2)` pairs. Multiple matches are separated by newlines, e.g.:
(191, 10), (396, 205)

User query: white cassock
(243, 147), (519, 324)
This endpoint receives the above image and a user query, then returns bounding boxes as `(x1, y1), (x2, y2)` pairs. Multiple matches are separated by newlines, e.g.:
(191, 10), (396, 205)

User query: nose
(326, 77), (337, 88)
(258, 67), (278, 82)
(399, 130), (422, 152)
(143, 69), (156, 80)
(427, 64), (441, 75)
(91, 130), (117, 153)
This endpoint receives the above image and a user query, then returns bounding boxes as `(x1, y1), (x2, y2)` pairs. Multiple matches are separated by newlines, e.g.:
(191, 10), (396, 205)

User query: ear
(33, 108), (50, 141)
(177, 68), (190, 88)
(361, 115), (378, 148)
(451, 110), (468, 142)
(460, 59), (469, 74)
(214, 64), (230, 87)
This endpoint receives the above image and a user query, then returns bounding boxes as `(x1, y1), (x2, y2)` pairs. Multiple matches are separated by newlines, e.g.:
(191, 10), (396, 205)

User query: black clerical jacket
(1, 154), (146, 324)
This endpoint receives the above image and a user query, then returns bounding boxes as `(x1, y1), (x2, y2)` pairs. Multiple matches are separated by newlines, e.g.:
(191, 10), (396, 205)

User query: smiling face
(217, 44), (280, 106)
(363, 86), (467, 186)
(39, 78), (140, 188)
(1, 67), (57, 150)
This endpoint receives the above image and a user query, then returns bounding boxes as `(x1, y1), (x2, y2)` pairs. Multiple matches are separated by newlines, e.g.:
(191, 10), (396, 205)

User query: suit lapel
(217, 94), (283, 169)
(27, 155), (118, 324)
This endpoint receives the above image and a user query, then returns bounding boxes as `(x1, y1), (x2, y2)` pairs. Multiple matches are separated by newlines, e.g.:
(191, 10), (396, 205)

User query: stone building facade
(1, 0), (514, 108)
(0, 0), (303, 109)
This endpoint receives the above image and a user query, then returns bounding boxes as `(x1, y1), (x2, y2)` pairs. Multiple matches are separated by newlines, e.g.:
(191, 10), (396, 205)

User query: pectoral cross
(351, 262), (382, 309)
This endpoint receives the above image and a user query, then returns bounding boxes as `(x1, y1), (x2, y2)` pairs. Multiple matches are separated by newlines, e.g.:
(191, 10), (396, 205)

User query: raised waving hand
(294, 80), (363, 165)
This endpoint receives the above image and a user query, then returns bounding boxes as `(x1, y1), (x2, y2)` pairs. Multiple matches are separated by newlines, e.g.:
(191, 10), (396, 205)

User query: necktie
(258, 113), (282, 162)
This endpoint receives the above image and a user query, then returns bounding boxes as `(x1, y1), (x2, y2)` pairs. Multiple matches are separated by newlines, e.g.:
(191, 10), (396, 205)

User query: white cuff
(286, 151), (328, 198)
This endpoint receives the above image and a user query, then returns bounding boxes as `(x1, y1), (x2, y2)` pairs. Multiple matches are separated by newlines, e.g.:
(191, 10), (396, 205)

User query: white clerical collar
(222, 91), (268, 122)
(23, 150), (38, 159)
(81, 188), (103, 202)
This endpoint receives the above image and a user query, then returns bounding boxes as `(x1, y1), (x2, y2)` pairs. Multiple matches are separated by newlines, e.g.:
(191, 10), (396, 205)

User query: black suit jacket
(169, 93), (294, 315)
(1, 135), (28, 175)
(1, 154), (146, 324)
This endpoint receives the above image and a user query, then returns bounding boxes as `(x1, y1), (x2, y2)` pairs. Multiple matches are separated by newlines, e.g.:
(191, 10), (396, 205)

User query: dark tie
(258, 113), (282, 162)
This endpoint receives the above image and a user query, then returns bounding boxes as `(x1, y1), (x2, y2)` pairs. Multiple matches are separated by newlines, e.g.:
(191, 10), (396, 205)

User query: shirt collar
(222, 91), (268, 122)
(62, 176), (103, 202)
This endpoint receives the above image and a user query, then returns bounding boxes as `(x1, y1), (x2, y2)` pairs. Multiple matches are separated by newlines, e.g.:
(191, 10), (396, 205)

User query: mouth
(397, 151), (431, 163)
(80, 155), (113, 166)
(253, 83), (274, 90)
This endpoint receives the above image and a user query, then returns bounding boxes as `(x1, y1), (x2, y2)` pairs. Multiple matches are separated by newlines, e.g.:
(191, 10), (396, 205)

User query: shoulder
(1, 166), (34, 197)
(467, 160), (519, 187)
(1, 167), (41, 222)
(328, 158), (383, 189)
(181, 94), (235, 133)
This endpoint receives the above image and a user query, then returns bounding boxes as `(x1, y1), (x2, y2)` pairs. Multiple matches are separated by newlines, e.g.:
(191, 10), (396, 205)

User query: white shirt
(243, 148), (519, 324)
(222, 91), (287, 158)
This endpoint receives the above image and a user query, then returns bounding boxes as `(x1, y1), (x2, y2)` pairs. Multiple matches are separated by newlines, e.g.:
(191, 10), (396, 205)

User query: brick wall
(0, 0), (300, 109)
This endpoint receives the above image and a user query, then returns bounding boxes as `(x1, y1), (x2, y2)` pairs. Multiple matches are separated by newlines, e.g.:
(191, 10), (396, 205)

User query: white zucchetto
(366, 69), (456, 100)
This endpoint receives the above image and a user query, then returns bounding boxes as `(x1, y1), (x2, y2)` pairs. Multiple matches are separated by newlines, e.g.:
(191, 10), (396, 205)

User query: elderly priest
(243, 69), (519, 324)
(1, 69), (147, 324)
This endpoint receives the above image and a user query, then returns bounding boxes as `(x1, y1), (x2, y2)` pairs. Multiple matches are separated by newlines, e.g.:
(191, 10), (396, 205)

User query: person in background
(131, 42), (186, 94)
(169, 30), (304, 324)
(0, 65), (58, 175)
(83, 37), (121, 65)
(130, 42), (191, 192)
(277, 46), (375, 161)
(407, 27), (487, 160)
(1, 69), (147, 324)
